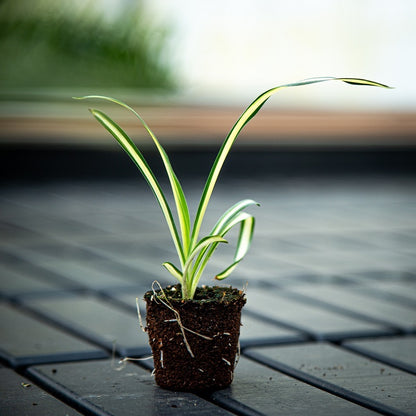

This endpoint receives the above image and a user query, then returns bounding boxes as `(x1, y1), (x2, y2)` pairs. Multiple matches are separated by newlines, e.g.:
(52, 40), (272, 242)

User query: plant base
(144, 284), (246, 391)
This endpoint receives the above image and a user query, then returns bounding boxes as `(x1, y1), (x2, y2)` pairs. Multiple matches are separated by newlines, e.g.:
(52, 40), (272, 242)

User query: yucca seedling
(76, 77), (390, 300)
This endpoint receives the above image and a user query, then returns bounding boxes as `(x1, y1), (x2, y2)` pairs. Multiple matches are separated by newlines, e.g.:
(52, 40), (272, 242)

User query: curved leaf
(77, 96), (191, 259)
(190, 210), (256, 295)
(88, 109), (184, 264)
(182, 235), (227, 298)
(162, 262), (183, 283)
(191, 77), (391, 249)
(190, 200), (258, 279)
(212, 199), (259, 234)
(215, 213), (255, 280)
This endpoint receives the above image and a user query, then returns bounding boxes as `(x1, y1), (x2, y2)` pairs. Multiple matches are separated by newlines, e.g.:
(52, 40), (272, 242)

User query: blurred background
(0, 0), (415, 181)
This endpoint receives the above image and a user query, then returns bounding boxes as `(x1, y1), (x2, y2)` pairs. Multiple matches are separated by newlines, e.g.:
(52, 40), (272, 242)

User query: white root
(112, 355), (153, 371)
(151, 281), (213, 358)
(222, 358), (231, 366)
(136, 297), (147, 333)
(119, 356), (153, 362)
(234, 340), (241, 368)
(151, 281), (195, 358)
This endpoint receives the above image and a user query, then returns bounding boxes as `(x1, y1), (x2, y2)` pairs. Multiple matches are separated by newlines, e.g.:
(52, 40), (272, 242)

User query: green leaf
(88, 108), (185, 265)
(212, 199), (259, 234)
(182, 235), (227, 298)
(336, 78), (392, 88)
(162, 262), (183, 283)
(190, 199), (259, 280)
(190, 210), (256, 295)
(77, 77), (390, 299)
(76, 96), (191, 258)
(215, 213), (255, 280)
(190, 77), (391, 249)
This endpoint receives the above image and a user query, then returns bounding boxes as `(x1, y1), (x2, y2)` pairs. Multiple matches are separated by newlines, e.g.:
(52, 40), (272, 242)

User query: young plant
(76, 77), (389, 300)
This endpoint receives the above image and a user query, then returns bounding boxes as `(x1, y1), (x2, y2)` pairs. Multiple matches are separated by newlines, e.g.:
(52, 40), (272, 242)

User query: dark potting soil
(144, 285), (246, 391)
(144, 284), (245, 303)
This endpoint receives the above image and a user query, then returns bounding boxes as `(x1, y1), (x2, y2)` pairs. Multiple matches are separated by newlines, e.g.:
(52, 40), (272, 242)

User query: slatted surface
(1, 175), (415, 415)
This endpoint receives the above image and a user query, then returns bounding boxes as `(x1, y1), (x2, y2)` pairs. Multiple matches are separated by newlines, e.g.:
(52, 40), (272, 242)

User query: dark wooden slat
(344, 336), (416, 375)
(0, 303), (107, 367)
(0, 367), (82, 416)
(28, 359), (233, 416)
(246, 342), (416, 416)
(244, 288), (394, 341)
(285, 283), (416, 333)
(211, 356), (379, 416)
(22, 295), (150, 356)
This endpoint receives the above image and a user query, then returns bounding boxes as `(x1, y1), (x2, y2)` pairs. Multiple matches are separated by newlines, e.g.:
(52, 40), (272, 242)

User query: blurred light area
(0, 0), (175, 92)
(0, 0), (414, 111)
(0, 0), (415, 147)
(145, 0), (415, 111)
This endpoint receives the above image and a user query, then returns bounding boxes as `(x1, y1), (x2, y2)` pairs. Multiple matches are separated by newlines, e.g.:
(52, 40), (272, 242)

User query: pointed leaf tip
(338, 78), (392, 89)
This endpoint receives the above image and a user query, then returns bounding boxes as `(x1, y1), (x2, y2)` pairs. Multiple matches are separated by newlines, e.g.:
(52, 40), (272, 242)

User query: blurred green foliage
(0, 0), (176, 90)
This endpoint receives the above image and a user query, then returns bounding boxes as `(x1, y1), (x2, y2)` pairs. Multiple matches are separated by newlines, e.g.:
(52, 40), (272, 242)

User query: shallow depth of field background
(1, 0), (415, 111)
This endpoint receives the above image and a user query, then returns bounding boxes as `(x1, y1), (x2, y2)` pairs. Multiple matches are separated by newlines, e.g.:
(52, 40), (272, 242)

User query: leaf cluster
(76, 77), (390, 299)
